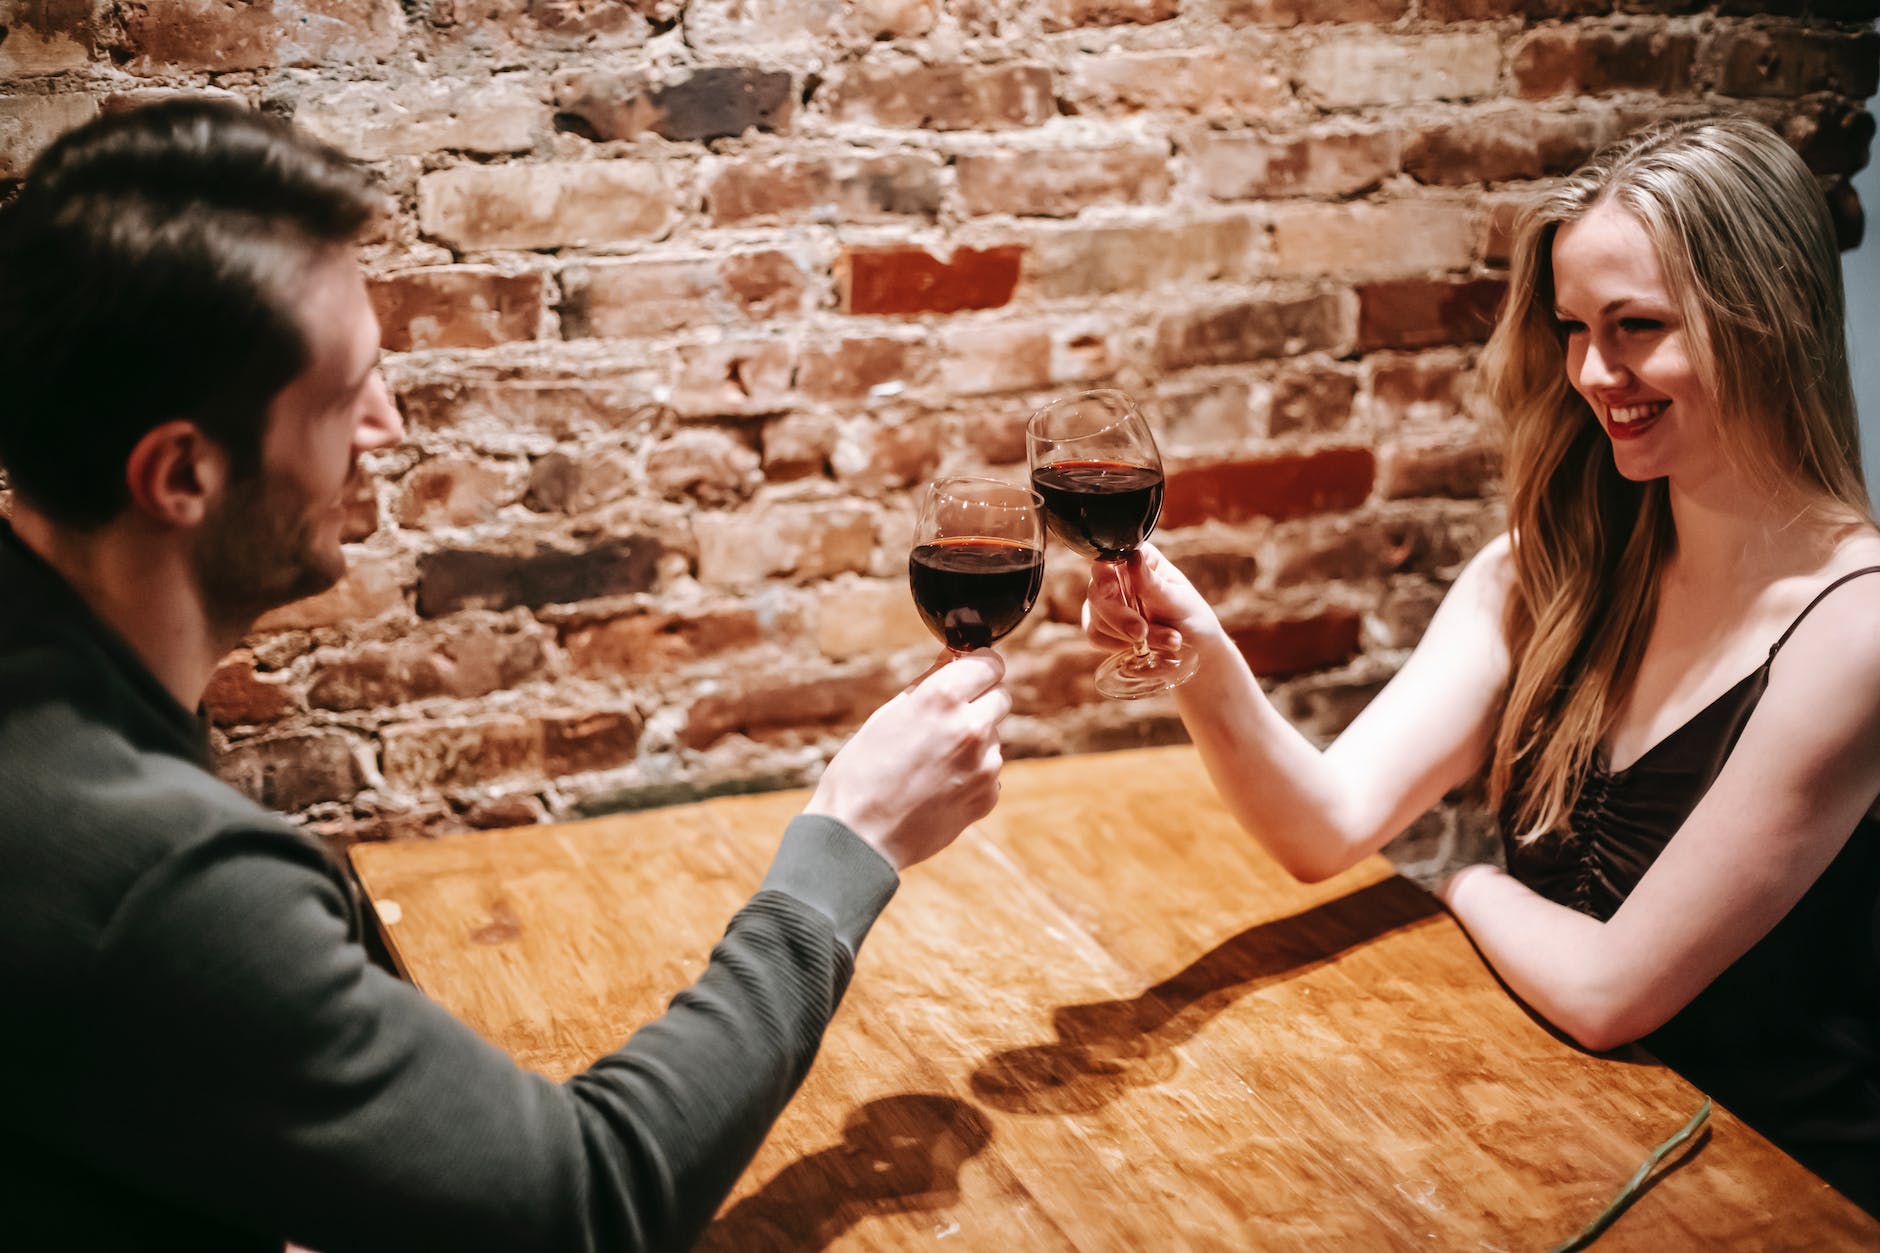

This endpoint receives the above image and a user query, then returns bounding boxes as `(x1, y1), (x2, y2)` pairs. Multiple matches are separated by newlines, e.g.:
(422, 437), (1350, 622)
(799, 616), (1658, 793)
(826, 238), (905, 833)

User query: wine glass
(1027, 389), (1200, 699)
(909, 476), (1046, 654)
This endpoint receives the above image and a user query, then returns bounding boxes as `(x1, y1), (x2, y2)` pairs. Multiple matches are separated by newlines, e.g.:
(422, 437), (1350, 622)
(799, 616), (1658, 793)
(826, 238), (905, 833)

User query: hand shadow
(972, 877), (1440, 1116)
(696, 1093), (993, 1252)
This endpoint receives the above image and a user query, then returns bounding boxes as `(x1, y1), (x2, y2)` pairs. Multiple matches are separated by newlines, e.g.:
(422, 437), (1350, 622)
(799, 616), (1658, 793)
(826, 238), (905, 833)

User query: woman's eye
(1556, 318), (1587, 335)
(1619, 317), (1662, 333)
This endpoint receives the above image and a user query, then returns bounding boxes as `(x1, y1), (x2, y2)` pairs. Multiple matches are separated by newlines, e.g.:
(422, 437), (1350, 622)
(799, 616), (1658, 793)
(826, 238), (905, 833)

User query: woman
(1087, 117), (1880, 1211)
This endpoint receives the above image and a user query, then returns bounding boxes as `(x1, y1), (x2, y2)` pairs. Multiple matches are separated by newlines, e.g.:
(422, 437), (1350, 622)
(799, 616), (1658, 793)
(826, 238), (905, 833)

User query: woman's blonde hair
(1483, 115), (1873, 841)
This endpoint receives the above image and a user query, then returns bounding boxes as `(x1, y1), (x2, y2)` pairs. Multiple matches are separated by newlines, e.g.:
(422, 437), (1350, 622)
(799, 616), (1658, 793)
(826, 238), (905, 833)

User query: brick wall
(3, 2), (1876, 846)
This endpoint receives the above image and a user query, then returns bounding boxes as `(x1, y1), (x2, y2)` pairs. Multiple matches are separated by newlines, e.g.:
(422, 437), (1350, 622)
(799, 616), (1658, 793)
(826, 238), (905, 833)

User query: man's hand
(805, 649), (1012, 872)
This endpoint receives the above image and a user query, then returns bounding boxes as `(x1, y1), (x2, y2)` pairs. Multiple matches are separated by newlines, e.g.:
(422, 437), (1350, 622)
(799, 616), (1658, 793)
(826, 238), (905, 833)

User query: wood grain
(351, 746), (1880, 1250)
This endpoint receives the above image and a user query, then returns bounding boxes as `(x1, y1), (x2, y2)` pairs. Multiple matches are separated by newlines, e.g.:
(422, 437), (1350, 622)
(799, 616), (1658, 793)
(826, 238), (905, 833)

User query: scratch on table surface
(1394, 1179), (1444, 1214)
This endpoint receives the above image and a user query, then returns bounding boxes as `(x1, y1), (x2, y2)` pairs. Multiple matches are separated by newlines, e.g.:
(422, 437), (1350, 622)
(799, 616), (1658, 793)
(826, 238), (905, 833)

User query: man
(0, 100), (1011, 1251)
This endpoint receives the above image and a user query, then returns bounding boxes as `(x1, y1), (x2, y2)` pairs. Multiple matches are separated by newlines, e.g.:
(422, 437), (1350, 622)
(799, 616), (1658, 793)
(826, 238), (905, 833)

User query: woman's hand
(1081, 542), (1223, 657)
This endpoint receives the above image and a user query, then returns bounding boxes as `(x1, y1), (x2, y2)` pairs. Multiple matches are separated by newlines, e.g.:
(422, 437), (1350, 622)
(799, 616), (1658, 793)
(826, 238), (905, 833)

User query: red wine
(909, 537), (1044, 651)
(1030, 460), (1163, 560)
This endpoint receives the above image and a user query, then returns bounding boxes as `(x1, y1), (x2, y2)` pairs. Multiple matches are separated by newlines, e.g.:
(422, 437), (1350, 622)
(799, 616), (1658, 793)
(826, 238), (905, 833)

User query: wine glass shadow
(971, 878), (1442, 1116)
(696, 1093), (993, 1252)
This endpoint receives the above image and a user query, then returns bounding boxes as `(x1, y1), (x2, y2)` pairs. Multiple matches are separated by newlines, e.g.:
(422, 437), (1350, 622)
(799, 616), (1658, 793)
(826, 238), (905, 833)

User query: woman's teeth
(1609, 402), (1666, 426)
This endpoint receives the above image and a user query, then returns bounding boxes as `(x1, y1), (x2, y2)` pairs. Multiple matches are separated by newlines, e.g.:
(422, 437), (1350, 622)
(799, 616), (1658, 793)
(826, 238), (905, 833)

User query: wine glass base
(1096, 643), (1201, 700)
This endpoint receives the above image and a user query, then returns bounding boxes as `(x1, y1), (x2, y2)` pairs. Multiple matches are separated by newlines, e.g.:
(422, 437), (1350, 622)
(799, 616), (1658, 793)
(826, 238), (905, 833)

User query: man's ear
(123, 421), (229, 529)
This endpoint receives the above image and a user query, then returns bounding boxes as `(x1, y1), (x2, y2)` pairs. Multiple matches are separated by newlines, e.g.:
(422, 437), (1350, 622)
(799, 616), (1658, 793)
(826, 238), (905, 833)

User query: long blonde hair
(1483, 116), (1873, 841)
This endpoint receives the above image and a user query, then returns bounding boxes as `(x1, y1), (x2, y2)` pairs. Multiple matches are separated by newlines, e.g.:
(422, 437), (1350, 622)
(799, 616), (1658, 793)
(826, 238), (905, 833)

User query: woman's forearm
(1438, 865), (1645, 1051)
(1173, 628), (1369, 881)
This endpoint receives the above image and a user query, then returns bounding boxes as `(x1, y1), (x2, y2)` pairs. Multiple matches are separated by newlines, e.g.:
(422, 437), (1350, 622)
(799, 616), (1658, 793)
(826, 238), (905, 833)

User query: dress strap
(1768, 565), (1880, 659)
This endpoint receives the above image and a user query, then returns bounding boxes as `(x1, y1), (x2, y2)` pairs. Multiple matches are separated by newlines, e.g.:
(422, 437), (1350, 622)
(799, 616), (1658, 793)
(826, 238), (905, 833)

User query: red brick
(418, 161), (680, 252)
(937, 322), (1114, 395)
(1299, 34), (1500, 108)
(821, 62), (1054, 132)
(1784, 99), (1879, 177)
(1717, 28), (1880, 100)
(1066, 48), (1287, 116)
(563, 606), (768, 677)
(464, 795), (550, 830)
(253, 548), (407, 632)
(0, 0), (95, 74)
(1378, 439), (1500, 499)
(429, 0), (662, 51)
(957, 144), (1172, 218)
(280, 76), (543, 160)
(1269, 202), (1477, 279)
(1481, 192), (1540, 267)
(522, 450), (635, 514)
(796, 336), (930, 402)
(123, 0), (396, 72)
(1229, 611), (1363, 678)
(1193, 128), (1399, 201)
(1040, 0), (1179, 30)
(558, 251), (809, 340)
(761, 413), (839, 480)
(1265, 365), (1361, 438)
(392, 455), (524, 529)
(1152, 379), (1258, 454)
(704, 152), (944, 226)
(832, 417), (944, 492)
(339, 473), (380, 543)
(1162, 449), (1376, 529)
(1157, 543), (1261, 604)
(680, 664), (903, 750)
(1512, 27), (1700, 99)
(1369, 355), (1473, 430)
(1008, 638), (1102, 713)
(1025, 217), (1259, 299)
(1356, 278), (1506, 352)
(416, 537), (663, 617)
(0, 95), (98, 180)
(682, 0), (849, 55)
(669, 339), (798, 417)
(204, 650), (296, 728)
(1422, 0), (1603, 15)
(380, 717), (542, 791)
(841, 245), (1024, 316)
(815, 579), (933, 659)
(307, 619), (551, 711)
(370, 267), (544, 352)
(1405, 109), (1615, 186)
(543, 710), (642, 776)
(645, 428), (762, 505)
(1222, 0), (1404, 23)
(218, 732), (367, 811)
(1262, 518), (1417, 585)
(392, 378), (665, 442)
(1154, 293), (1352, 370)
(694, 502), (877, 585)
(552, 66), (794, 143)
(851, 0), (940, 38)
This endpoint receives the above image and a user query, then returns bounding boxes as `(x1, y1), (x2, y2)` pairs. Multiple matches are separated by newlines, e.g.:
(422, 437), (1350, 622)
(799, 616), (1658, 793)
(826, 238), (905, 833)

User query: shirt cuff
(757, 814), (900, 957)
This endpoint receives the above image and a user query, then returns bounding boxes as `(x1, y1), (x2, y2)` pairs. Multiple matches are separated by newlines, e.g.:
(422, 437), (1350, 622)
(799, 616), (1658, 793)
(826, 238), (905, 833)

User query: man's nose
(355, 374), (404, 451)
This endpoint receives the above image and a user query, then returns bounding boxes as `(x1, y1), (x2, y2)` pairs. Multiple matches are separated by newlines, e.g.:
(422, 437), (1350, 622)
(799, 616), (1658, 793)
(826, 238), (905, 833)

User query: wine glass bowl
(909, 477), (1046, 654)
(1026, 390), (1200, 699)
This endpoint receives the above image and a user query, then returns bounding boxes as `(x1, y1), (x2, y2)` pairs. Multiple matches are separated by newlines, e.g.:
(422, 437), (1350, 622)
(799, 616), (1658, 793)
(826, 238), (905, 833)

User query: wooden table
(350, 746), (1879, 1250)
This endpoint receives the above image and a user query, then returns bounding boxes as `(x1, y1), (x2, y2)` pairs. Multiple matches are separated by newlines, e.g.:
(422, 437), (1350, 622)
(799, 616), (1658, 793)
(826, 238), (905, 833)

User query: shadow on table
(971, 876), (1441, 1116)
(697, 1093), (992, 1252)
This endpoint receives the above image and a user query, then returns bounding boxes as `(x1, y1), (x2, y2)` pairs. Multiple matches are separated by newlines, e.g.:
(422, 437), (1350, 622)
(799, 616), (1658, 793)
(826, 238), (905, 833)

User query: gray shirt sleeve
(74, 815), (898, 1253)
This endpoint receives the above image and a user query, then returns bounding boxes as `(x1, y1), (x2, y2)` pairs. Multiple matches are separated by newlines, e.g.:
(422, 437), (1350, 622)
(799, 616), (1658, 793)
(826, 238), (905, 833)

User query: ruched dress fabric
(1502, 567), (1880, 1215)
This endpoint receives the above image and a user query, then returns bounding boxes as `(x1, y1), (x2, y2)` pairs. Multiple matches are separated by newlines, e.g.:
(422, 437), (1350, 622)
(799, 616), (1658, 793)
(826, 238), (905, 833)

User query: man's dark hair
(0, 98), (381, 529)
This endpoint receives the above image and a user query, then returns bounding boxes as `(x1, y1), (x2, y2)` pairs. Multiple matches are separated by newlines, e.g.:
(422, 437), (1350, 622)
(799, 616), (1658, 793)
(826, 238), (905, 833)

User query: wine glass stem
(1106, 558), (1156, 661)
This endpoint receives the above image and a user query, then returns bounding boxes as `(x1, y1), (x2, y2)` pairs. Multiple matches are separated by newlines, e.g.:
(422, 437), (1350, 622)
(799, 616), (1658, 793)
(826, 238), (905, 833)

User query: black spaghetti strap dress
(1502, 567), (1880, 1214)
